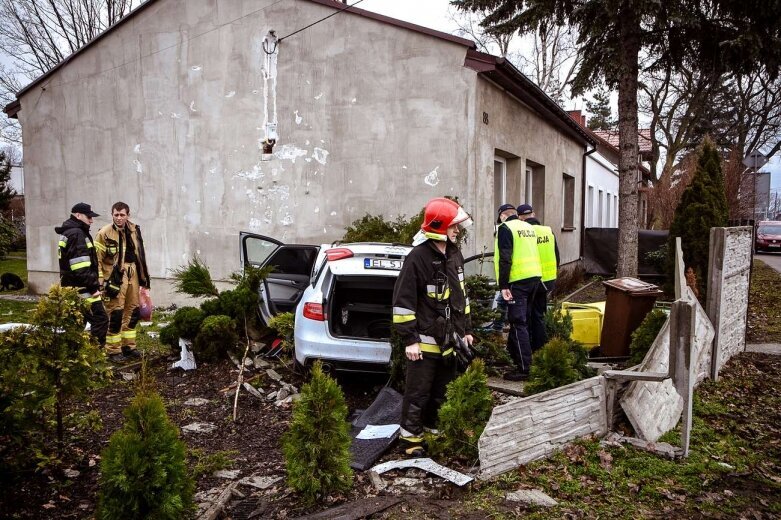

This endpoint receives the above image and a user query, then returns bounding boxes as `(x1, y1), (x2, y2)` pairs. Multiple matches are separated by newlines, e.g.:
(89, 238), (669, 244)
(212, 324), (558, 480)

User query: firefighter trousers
(401, 353), (456, 436)
(105, 265), (140, 354)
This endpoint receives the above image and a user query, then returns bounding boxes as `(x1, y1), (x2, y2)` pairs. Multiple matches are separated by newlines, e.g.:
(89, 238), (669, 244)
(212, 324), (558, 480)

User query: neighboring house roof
(591, 128), (654, 158)
(2, 0), (593, 147)
(567, 111), (651, 180)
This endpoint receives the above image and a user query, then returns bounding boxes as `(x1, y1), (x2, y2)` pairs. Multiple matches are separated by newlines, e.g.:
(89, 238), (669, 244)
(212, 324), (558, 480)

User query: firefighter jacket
(392, 239), (473, 355)
(95, 221), (151, 288)
(55, 217), (100, 294)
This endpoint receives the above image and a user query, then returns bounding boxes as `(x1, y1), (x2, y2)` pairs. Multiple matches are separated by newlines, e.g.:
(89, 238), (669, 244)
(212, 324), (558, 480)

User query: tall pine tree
(585, 88), (615, 131)
(666, 138), (728, 301)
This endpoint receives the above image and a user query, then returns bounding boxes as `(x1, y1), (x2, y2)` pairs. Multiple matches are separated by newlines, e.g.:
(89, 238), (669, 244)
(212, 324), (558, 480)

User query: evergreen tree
(585, 88), (615, 131)
(429, 359), (493, 460)
(0, 151), (15, 211)
(666, 138), (728, 300)
(525, 338), (581, 395)
(282, 362), (353, 504)
(98, 388), (194, 520)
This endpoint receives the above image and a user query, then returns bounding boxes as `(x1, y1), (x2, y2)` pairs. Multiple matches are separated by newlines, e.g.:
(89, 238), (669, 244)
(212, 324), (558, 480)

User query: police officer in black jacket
(55, 202), (108, 347)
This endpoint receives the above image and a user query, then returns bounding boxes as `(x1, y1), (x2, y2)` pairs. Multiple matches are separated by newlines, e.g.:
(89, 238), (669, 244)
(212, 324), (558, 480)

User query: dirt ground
(2, 346), (780, 519)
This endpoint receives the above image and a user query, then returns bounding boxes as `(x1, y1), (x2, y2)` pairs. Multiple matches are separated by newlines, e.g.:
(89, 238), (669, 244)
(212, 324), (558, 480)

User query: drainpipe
(580, 145), (598, 259)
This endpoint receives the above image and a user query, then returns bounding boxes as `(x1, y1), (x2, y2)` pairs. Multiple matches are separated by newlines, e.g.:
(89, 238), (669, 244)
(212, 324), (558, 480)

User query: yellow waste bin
(560, 301), (605, 348)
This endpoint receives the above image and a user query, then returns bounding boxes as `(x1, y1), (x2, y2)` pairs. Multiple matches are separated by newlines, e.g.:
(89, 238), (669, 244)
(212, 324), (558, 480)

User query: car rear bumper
(294, 320), (391, 371)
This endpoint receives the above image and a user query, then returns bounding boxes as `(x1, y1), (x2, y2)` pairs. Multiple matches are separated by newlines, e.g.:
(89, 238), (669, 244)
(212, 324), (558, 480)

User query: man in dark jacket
(55, 202), (109, 348)
(518, 204), (560, 352)
(392, 198), (474, 457)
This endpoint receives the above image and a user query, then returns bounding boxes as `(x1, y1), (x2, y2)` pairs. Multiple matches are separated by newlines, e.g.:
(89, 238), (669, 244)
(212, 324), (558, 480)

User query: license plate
(365, 258), (403, 270)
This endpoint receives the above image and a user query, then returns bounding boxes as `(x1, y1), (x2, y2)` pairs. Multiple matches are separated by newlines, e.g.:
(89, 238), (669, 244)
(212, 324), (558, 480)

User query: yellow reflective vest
(494, 219), (542, 283)
(532, 224), (557, 282)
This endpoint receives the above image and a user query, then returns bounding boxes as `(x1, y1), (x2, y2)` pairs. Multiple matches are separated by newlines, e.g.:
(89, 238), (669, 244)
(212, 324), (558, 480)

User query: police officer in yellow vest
(495, 203), (542, 381)
(518, 204), (559, 352)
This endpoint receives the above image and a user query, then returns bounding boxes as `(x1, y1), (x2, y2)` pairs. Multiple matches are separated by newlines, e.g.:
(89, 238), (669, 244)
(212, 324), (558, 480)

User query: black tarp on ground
(583, 228), (669, 277)
(349, 387), (403, 471)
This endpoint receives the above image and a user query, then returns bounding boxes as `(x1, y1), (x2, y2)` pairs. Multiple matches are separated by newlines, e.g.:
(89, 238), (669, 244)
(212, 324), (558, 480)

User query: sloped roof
(591, 128), (654, 157)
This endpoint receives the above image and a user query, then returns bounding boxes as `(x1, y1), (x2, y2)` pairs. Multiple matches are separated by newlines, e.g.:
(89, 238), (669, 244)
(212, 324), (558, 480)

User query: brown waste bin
(599, 277), (663, 357)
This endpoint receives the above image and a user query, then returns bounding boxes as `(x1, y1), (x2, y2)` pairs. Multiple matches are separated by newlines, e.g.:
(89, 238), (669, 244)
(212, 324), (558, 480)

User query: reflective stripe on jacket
(54, 217), (100, 294)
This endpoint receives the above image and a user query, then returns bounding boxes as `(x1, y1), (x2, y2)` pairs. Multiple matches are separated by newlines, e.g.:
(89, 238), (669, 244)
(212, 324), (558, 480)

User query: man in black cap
(517, 204), (559, 352)
(493, 203), (542, 381)
(55, 203), (109, 348)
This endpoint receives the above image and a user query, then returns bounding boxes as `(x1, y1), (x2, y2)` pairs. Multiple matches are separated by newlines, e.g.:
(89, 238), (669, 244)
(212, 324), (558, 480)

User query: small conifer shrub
(545, 305), (574, 340)
(525, 338), (581, 395)
(267, 312), (295, 349)
(98, 387), (194, 519)
(282, 362), (353, 504)
(629, 309), (668, 365)
(429, 359), (493, 460)
(158, 323), (180, 349)
(172, 306), (205, 340)
(193, 315), (239, 361)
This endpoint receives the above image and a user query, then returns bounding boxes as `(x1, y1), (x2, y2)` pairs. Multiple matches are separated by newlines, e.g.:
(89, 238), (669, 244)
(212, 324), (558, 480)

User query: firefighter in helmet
(392, 198), (474, 456)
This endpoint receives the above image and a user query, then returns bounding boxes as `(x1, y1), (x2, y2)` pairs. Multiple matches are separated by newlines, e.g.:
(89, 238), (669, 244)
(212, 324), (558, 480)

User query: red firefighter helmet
(420, 198), (473, 242)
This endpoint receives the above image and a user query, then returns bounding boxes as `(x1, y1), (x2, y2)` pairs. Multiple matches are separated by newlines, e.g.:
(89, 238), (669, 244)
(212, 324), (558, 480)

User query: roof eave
(466, 50), (595, 147)
(3, 99), (20, 119)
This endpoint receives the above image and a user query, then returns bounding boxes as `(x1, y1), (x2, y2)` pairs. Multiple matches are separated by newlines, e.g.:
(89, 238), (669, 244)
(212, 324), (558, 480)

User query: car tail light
(325, 248), (353, 261)
(303, 302), (325, 321)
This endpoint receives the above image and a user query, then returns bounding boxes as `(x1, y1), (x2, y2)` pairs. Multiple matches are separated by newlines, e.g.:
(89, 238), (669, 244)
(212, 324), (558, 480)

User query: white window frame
(494, 156), (507, 206)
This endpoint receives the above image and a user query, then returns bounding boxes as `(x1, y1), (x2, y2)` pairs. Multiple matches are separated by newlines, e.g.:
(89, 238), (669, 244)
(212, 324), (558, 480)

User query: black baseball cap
(517, 204), (534, 216)
(497, 203), (516, 223)
(71, 202), (100, 218)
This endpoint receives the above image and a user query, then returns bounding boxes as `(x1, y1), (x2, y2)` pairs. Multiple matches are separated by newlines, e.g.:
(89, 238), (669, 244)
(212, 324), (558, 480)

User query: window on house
(587, 186), (594, 227)
(494, 157), (507, 210)
(525, 168), (533, 206)
(562, 173), (575, 229)
(598, 189), (604, 226)
(606, 193), (611, 227)
(613, 195), (618, 226)
(526, 160), (545, 219)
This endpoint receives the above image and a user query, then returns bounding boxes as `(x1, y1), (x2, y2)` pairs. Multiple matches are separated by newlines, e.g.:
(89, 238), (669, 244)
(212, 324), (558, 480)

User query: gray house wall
(15, 0), (584, 304)
(472, 79), (584, 264)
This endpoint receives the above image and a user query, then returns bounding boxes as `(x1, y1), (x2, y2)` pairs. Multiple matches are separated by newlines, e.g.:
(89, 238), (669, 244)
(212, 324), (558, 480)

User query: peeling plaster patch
(196, 249), (201, 255)
(312, 147), (329, 165)
(280, 213), (293, 226)
(234, 163), (264, 180)
(320, 140), (325, 144)
(252, 89), (259, 94)
(402, 165), (407, 169)
(306, 80), (311, 85)
(133, 160), (143, 174)
(181, 185), (187, 192)
(170, 112), (180, 119)
(305, 158), (312, 163)
(314, 207), (319, 213)
(305, 140), (310, 145)
(294, 110), (303, 125)
(267, 184), (290, 201)
(351, 97), (357, 103)
(424, 166), (440, 187)
(314, 92), (323, 100)
(133, 144), (141, 154)
(191, 65), (202, 71)
(204, 231), (210, 235)
(158, 111), (163, 116)
(189, 101), (197, 112)
(323, 228), (327, 234)
(209, 167), (217, 174)
(248, 218), (263, 229)
(330, 211), (337, 216)
(225, 91), (236, 98)
(274, 144), (308, 163)
(349, 180), (353, 184)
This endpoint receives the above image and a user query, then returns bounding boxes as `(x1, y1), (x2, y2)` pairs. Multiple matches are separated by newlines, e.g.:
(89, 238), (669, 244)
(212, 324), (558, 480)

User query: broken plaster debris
(356, 424), (400, 440)
(242, 382), (264, 399)
(183, 398), (210, 407)
(505, 489), (558, 507)
(120, 371), (137, 381)
(213, 469), (241, 480)
(182, 422), (217, 434)
(238, 475), (282, 490)
(266, 368), (282, 381)
(371, 458), (473, 487)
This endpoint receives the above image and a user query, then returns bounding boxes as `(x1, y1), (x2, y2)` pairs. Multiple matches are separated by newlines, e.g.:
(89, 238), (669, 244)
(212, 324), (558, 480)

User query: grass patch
(0, 298), (36, 323)
(747, 259), (781, 342)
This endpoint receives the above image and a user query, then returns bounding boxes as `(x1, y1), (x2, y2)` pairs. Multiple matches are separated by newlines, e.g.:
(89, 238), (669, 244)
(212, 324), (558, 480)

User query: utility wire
(35, 0), (290, 93)
(278, 0), (364, 42)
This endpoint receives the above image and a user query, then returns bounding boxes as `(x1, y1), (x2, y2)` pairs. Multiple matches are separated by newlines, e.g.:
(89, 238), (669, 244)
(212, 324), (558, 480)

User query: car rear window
(759, 225), (781, 235)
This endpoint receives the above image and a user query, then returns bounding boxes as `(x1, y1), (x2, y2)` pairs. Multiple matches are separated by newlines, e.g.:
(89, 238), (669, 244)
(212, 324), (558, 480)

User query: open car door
(240, 232), (320, 325)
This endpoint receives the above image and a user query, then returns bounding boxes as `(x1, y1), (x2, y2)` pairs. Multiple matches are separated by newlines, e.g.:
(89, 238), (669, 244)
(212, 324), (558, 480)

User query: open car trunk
(327, 275), (395, 341)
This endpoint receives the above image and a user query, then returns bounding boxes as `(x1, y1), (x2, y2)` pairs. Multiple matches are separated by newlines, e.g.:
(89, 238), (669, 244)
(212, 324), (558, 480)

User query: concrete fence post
(669, 299), (695, 457)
